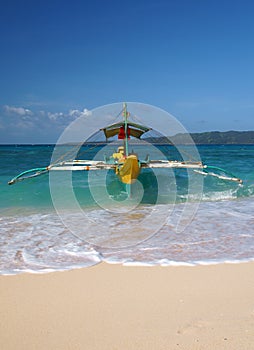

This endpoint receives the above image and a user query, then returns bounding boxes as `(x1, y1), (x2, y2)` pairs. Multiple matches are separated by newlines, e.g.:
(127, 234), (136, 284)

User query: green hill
(170, 131), (254, 144)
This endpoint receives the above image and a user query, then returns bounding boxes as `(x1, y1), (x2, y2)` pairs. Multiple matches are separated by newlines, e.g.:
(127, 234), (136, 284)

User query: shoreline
(1, 262), (254, 349)
(2, 257), (254, 276)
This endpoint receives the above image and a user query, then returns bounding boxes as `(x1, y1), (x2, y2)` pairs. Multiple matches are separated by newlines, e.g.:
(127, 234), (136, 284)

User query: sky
(0, 0), (254, 143)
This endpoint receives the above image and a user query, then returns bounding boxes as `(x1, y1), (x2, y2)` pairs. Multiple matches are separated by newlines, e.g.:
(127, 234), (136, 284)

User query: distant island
(176, 130), (254, 144)
(145, 130), (254, 145)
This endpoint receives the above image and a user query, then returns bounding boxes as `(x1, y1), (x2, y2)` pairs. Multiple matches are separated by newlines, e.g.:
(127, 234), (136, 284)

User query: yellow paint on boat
(118, 155), (140, 184)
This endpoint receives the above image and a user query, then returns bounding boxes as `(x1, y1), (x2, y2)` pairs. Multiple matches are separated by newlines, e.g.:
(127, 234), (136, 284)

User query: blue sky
(0, 0), (254, 143)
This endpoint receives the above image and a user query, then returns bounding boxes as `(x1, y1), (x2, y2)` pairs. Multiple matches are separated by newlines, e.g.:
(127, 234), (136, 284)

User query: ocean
(0, 144), (254, 274)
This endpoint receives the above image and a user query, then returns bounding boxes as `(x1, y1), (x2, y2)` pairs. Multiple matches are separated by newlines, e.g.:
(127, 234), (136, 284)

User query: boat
(8, 103), (243, 189)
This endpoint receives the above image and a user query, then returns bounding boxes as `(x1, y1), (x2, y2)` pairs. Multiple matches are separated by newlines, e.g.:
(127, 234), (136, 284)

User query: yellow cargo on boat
(118, 155), (140, 184)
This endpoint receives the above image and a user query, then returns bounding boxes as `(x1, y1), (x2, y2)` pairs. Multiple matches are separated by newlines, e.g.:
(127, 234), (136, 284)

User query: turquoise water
(0, 144), (254, 274)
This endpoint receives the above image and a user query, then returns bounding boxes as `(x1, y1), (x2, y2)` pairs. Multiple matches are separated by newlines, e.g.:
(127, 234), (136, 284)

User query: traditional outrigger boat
(8, 103), (243, 188)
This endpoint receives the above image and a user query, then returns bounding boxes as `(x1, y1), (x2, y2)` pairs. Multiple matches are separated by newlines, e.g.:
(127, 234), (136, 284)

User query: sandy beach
(1, 262), (254, 350)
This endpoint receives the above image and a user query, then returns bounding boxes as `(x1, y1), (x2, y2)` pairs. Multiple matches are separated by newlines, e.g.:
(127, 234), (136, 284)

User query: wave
(1, 196), (254, 275)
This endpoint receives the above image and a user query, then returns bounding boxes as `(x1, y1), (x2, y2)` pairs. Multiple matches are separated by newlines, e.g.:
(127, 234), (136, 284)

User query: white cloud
(0, 105), (92, 143)
(4, 105), (33, 116)
(48, 112), (64, 121)
(69, 108), (92, 118)
(2, 105), (91, 125)
(69, 109), (80, 118)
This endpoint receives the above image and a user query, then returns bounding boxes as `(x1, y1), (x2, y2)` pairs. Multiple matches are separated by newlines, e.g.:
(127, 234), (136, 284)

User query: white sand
(1, 262), (254, 350)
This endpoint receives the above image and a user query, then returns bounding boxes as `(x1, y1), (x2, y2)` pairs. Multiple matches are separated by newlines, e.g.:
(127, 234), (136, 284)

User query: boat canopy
(101, 121), (152, 140)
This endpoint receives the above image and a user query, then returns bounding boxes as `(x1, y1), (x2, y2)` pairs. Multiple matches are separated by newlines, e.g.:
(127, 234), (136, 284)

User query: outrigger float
(8, 103), (243, 188)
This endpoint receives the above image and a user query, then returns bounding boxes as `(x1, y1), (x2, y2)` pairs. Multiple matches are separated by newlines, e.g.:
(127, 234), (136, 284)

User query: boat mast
(123, 102), (129, 156)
